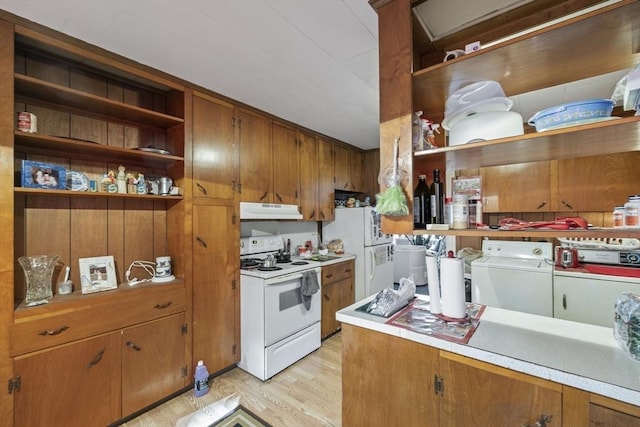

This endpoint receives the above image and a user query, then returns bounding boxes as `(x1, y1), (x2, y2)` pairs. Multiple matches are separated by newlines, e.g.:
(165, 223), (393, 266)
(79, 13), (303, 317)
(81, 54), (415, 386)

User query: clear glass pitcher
(18, 255), (60, 306)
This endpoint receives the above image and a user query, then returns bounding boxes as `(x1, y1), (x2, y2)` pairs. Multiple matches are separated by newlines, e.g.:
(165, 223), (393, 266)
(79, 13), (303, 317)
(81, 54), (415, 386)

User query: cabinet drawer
(322, 260), (355, 285)
(11, 284), (186, 356)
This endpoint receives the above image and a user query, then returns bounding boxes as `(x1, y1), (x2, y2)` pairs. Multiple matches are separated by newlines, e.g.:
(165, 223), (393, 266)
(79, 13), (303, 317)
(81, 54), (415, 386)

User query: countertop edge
(337, 295), (640, 406)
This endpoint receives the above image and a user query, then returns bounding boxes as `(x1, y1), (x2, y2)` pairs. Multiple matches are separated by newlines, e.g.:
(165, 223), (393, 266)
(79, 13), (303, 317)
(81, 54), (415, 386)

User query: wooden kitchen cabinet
(192, 204), (240, 372)
(13, 333), (121, 427)
(439, 351), (562, 427)
(121, 314), (187, 415)
(3, 18), (188, 426)
(373, 0), (640, 237)
(342, 324), (439, 427)
(590, 396), (640, 426)
(299, 130), (319, 220)
(343, 324), (565, 427)
(272, 122), (300, 205)
(192, 93), (239, 201)
(557, 153), (640, 213)
(320, 260), (355, 338)
(238, 108), (272, 202)
(334, 143), (364, 192)
(317, 138), (335, 220)
(481, 161), (552, 213)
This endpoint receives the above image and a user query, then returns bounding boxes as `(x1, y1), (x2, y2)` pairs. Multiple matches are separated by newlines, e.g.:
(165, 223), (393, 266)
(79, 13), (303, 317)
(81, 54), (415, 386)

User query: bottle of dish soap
(194, 360), (210, 397)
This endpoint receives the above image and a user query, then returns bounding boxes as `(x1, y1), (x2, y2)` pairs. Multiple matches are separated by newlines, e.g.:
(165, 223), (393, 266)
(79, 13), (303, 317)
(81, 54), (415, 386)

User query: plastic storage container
(528, 98), (615, 132)
(194, 360), (210, 397)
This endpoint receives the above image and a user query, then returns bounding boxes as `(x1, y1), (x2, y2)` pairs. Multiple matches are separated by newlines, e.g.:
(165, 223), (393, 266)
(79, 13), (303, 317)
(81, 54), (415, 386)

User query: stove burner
(241, 258), (262, 269)
(276, 258), (291, 264)
(291, 261), (309, 265)
(257, 266), (283, 271)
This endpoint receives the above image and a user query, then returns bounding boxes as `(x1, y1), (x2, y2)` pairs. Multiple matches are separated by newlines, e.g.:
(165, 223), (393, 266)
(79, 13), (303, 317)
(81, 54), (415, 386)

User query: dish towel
(301, 271), (319, 310)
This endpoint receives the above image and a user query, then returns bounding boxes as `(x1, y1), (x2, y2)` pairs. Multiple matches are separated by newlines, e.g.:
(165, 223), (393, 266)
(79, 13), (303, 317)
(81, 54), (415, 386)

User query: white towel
(301, 271), (319, 310)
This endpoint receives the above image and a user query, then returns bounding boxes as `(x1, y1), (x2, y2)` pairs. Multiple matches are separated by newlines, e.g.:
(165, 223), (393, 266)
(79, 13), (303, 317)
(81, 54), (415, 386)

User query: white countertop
(337, 294), (640, 406)
(293, 253), (355, 267)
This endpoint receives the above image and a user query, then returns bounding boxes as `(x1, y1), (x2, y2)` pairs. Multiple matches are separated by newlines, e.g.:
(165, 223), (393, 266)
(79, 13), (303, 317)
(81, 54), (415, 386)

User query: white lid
(197, 360), (204, 366)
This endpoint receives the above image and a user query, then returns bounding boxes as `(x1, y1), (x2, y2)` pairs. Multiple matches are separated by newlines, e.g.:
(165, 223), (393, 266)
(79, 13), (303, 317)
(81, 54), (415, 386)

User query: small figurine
(117, 165), (126, 194)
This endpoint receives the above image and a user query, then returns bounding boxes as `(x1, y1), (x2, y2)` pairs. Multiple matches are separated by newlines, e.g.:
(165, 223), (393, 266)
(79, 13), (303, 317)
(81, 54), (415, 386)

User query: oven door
(264, 268), (321, 346)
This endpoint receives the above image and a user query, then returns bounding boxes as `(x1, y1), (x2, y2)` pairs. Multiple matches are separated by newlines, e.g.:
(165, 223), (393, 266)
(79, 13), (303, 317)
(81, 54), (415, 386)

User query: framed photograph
(79, 256), (118, 294)
(21, 160), (67, 190)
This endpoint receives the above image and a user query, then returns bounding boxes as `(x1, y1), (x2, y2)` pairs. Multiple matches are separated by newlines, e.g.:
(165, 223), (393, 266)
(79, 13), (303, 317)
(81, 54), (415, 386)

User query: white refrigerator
(322, 207), (394, 301)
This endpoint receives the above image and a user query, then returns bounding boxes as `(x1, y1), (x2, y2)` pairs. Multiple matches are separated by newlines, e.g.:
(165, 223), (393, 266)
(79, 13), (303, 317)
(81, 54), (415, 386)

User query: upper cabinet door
(317, 138), (335, 221)
(272, 122), (300, 205)
(299, 131), (319, 220)
(239, 108), (272, 202)
(482, 161), (552, 213)
(350, 149), (364, 192)
(334, 144), (350, 191)
(557, 153), (640, 213)
(192, 93), (238, 201)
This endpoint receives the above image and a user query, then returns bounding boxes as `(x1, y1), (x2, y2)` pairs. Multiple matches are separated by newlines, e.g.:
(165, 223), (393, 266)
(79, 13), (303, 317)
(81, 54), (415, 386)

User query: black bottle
(413, 174), (429, 229)
(430, 169), (444, 224)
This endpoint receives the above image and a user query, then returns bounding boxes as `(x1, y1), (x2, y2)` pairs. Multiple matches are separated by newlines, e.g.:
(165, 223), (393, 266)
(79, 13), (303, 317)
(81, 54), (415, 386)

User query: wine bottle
(430, 169), (444, 224)
(413, 174), (429, 229)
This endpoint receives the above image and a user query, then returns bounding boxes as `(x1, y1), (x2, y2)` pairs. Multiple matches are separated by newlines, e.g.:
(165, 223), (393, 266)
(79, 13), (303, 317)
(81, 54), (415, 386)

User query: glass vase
(18, 255), (60, 306)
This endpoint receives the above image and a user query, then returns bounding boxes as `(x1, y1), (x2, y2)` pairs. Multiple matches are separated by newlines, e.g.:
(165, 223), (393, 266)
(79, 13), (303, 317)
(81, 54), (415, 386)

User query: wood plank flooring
(122, 332), (342, 427)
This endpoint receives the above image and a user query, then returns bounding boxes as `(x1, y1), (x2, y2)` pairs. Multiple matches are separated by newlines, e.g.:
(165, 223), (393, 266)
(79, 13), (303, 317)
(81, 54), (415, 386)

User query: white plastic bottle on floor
(194, 360), (210, 397)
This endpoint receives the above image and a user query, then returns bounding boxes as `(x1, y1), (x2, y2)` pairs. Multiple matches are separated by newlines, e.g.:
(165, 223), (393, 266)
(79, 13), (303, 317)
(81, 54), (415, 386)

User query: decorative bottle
(413, 174), (429, 229)
(430, 169), (444, 224)
(194, 360), (210, 397)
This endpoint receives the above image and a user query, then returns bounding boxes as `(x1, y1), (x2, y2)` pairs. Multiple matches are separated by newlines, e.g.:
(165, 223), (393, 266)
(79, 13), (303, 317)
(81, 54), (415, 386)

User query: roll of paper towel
(440, 257), (466, 319)
(426, 255), (442, 314)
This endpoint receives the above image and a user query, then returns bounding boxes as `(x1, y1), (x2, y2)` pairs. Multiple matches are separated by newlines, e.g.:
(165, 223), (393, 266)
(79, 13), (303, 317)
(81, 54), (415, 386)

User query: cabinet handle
(536, 201), (547, 210)
(320, 211), (326, 220)
(196, 236), (208, 248)
(562, 294), (567, 310)
(260, 192), (268, 201)
(275, 193), (283, 203)
(87, 348), (105, 369)
(561, 200), (574, 209)
(196, 182), (208, 195)
(126, 341), (142, 352)
(344, 268), (352, 273)
(521, 414), (552, 427)
(231, 180), (236, 192)
(325, 273), (334, 279)
(309, 210), (316, 220)
(38, 325), (69, 336)
(324, 293), (330, 300)
(155, 301), (173, 309)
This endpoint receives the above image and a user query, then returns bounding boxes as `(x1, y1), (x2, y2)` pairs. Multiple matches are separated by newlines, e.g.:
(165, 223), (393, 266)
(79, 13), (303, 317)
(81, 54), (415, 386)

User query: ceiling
(0, 0), (381, 149)
(0, 1), (628, 151)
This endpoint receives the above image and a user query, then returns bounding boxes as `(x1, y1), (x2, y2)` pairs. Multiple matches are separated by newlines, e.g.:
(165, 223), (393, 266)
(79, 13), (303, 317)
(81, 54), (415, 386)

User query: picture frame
(21, 160), (67, 190)
(79, 256), (118, 294)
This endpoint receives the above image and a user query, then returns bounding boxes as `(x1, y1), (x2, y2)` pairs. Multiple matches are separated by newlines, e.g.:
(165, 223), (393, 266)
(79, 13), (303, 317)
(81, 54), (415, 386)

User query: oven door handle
(264, 268), (320, 285)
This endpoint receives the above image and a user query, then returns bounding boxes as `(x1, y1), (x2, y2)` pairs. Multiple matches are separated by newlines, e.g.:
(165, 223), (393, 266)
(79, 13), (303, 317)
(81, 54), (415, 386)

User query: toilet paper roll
(426, 255), (442, 314)
(440, 257), (466, 319)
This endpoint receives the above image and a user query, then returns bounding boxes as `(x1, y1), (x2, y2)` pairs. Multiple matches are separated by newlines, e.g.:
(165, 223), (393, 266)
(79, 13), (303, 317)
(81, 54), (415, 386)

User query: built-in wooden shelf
(14, 187), (183, 201)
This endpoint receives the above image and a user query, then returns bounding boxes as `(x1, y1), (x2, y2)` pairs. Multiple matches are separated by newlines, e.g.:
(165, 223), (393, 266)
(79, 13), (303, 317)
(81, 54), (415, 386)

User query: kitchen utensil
(528, 98), (615, 132)
(263, 254), (276, 268)
(448, 111), (524, 146)
(157, 177), (173, 195)
(555, 246), (579, 268)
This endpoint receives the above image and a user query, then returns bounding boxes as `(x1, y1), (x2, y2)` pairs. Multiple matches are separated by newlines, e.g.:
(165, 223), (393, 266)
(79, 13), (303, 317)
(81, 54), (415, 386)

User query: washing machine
(471, 240), (553, 316)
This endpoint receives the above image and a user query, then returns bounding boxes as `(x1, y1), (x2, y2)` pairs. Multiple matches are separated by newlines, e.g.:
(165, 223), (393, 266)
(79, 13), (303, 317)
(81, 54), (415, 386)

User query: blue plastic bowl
(528, 99), (615, 132)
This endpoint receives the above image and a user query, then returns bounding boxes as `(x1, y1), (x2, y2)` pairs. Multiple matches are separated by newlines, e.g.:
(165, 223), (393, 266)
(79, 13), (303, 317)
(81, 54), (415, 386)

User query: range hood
(239, 202), (303, 220)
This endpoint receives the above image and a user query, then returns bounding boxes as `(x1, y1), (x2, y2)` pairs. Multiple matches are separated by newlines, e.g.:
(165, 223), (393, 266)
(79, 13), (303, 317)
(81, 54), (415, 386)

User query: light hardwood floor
(122, 332), (342, 427)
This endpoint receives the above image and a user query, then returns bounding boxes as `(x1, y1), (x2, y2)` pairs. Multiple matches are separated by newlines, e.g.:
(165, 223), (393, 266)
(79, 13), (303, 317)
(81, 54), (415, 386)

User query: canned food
(17, 112), (37, 133)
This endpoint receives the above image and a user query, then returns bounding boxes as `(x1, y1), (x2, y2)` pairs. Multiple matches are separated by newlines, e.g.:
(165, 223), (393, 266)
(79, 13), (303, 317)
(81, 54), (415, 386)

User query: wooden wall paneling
(70, 197), (109, 286)
(153, 200), (168, 259)
(0, 18), (14, 426)
(107, 198), (125, 283)
(123, 199), (155, 280)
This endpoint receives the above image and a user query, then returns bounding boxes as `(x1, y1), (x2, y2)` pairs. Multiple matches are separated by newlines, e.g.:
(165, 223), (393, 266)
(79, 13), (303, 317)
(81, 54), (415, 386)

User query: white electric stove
(238, 235), (322, 380)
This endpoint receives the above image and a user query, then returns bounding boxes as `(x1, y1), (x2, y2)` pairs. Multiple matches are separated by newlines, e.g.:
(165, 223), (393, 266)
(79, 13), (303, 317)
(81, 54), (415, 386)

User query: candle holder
(18, 255), (60, 306)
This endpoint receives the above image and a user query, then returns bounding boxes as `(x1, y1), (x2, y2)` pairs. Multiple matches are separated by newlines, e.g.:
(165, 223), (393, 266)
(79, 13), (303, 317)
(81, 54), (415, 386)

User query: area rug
(175, 394), (271, 427)
(210, 405), (271, 427)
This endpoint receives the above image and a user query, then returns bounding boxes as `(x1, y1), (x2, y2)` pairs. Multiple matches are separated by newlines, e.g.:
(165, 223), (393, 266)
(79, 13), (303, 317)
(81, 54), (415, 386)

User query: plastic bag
(376, 137), (409, 216)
